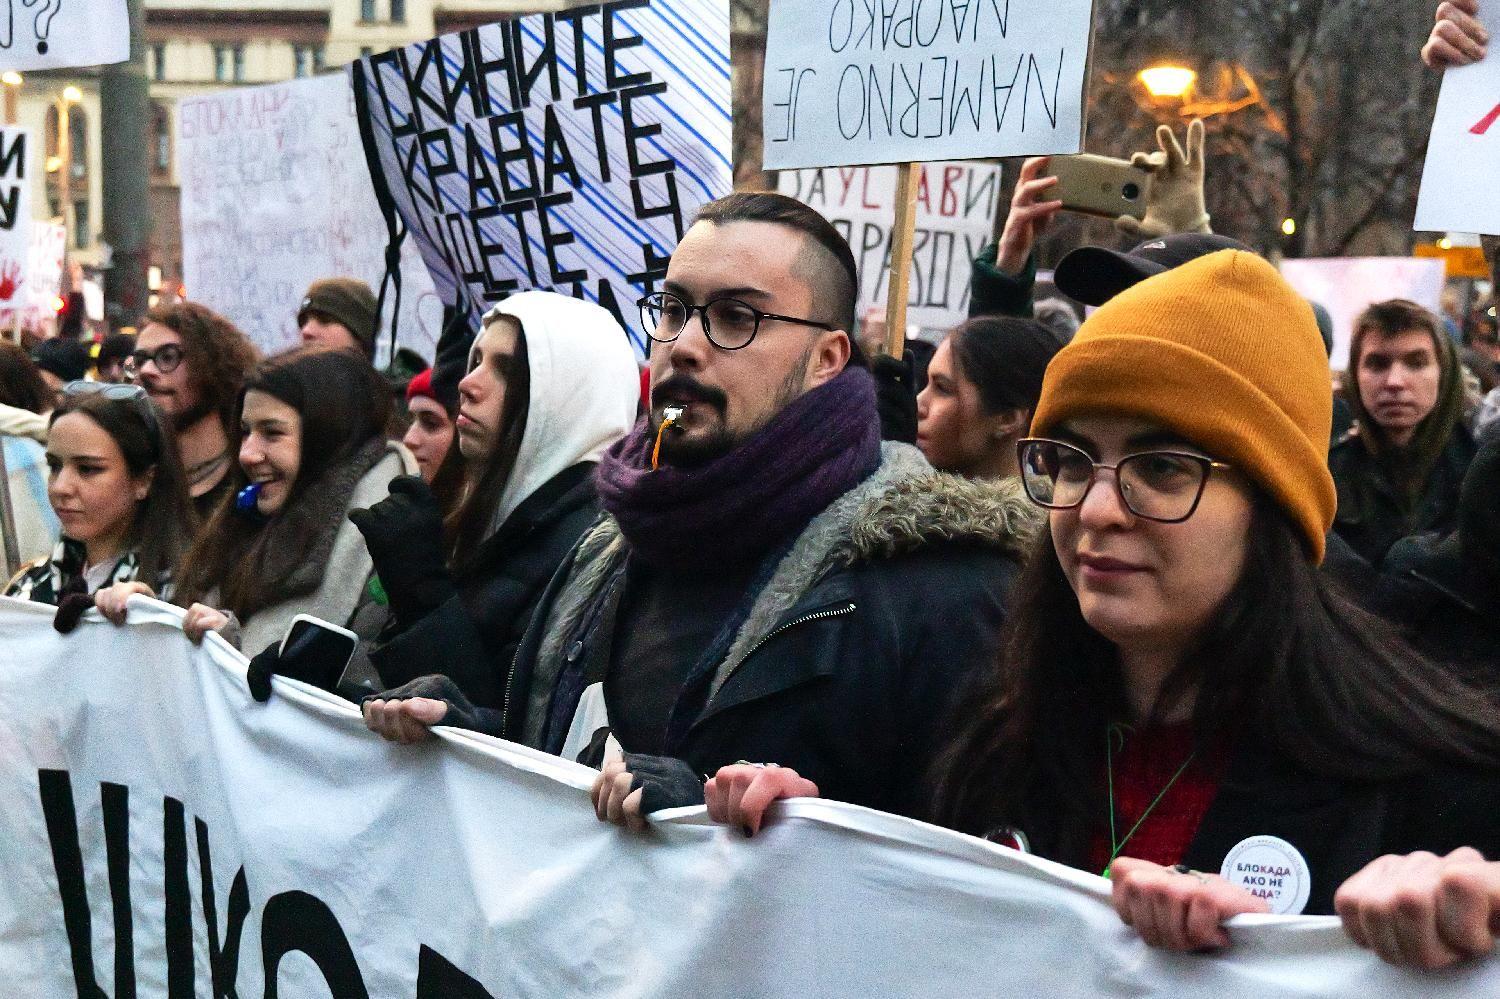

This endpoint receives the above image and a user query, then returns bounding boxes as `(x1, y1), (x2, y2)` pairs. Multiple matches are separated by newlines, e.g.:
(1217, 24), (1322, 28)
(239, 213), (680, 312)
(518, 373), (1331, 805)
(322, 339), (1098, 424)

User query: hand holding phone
(278, 614), (359, 692)
(1048, 154), (1151, 222)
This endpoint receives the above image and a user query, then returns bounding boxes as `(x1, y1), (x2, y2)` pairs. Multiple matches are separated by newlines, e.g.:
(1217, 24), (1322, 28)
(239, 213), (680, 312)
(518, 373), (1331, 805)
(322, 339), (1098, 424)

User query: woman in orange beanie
(705, 250), (1500, 971)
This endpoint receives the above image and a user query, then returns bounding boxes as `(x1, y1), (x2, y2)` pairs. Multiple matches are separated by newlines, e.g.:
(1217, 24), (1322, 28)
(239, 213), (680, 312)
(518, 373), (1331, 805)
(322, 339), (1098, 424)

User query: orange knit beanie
(1030, 250), (1335, 562)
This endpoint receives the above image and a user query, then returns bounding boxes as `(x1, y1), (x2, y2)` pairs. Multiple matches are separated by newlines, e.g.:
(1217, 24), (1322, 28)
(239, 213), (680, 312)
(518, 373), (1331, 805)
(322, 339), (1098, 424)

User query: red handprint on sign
(0, 260), (21, 301)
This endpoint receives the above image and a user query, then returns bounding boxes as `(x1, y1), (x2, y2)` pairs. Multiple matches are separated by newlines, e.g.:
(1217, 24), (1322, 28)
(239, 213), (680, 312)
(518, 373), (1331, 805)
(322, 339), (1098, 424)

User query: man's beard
(651, 353), (811, 469)
(170, 391), (217, 433)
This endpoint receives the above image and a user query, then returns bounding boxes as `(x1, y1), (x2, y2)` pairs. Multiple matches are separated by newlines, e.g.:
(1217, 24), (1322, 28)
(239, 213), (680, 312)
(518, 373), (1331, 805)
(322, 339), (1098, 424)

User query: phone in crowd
(1047, 154), (1151, 221)
(279, 614), (359, 691)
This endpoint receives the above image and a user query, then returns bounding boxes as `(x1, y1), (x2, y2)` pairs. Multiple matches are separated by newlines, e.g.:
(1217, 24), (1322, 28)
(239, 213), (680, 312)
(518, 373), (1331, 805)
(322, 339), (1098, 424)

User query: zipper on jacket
(713, 601), (857, 701)
(501, 643), (523, 736)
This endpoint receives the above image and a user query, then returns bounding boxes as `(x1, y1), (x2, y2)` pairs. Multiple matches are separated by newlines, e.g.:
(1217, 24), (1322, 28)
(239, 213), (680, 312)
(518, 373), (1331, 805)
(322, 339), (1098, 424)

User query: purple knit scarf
(596, 367), (881, 572)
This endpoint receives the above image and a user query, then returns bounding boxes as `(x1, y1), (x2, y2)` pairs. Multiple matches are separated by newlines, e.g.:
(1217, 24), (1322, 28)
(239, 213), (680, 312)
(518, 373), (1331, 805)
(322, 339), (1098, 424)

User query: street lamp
(1282, 218), (1297, 237)
(1138, 64), (1198, 100)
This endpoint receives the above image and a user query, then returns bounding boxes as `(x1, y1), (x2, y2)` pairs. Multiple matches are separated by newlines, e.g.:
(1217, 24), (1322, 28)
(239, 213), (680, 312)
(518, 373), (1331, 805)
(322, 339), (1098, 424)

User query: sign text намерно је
(762, 0), (1095, 170)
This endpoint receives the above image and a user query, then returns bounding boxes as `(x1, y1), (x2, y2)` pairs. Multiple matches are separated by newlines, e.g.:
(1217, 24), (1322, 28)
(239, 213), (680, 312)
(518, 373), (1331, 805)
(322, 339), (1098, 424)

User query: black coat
(1329, 428), (1476, 566)
(369, 462), (601, 709)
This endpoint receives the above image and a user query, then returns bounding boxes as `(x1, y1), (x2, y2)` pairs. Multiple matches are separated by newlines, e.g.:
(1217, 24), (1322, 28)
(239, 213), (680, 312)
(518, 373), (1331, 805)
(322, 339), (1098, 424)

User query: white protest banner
(0, 125), (31, 311)
(354, 0), (734, 359)
(0, 0), (127, 71)
(3, 595), (1500, 997)
(779, 160), (1000, 330)
(178, 74), (443, 365)
(1415, 6), (1500, 236)
(1279, 257), (1446, 370)
(762, 0), (1096, 170)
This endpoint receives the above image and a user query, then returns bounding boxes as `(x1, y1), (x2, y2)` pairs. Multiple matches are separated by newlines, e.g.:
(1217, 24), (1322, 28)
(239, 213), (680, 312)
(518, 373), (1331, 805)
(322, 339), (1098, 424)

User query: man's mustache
(652, 375), (727, 415)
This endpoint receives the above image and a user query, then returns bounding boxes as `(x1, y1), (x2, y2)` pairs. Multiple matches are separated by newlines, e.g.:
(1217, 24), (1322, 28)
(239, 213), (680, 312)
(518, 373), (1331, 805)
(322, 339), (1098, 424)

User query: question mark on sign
(21, 0), (60, 55)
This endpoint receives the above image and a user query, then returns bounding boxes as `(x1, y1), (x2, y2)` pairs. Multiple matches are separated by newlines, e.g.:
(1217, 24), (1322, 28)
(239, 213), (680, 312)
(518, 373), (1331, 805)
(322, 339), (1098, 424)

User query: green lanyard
(1101, 723), (1198, 879)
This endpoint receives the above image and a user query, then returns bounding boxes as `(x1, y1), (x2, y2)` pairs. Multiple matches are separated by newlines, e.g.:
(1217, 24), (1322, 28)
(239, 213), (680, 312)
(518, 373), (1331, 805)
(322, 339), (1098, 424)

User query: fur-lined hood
(840, 468), (1041, 565)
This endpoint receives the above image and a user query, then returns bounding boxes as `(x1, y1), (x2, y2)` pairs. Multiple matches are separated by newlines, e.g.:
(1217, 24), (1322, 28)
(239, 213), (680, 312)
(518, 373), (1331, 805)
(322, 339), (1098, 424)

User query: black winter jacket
(1329, 427), (1476, 566)
(370, 462), (600, 709)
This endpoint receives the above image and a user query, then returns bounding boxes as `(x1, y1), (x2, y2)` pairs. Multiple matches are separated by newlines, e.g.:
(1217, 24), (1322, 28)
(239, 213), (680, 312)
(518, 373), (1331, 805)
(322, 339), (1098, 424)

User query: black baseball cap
(1054, 233), (1253, 307)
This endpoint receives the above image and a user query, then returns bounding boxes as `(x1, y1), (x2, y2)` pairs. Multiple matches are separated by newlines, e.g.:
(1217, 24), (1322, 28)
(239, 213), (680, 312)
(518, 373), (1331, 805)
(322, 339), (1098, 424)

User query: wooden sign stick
(882, 161), (920, 359)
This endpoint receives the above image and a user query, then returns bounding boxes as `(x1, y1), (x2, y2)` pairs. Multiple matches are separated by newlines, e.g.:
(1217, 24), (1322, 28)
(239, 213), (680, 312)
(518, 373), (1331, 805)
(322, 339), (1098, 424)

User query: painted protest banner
(779, 160), (1000, 330)
(1279, 257), (1447, 370)
(1, 219), (66, 329)
(0, 126), (30, 311)
(762, 0), (1096, 170)
(1416, 5), (1500, 236)
(4, 595), (1500, 996)
(0, 0), (127, 71)
(178, 74), (443, 365)
(354, 0), (734, 358)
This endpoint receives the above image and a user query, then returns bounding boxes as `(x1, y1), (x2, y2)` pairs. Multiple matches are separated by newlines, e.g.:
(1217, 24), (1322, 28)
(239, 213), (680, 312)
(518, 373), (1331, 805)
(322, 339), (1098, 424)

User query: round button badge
(1219, 835), (1311, 915)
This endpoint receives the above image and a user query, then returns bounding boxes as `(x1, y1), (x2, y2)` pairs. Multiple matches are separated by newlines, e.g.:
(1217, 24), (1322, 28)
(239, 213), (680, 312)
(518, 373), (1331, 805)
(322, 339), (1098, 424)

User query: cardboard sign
(779, 160), (1000, 330)
(177, 75), (443, 364)
(0, 127), (30, 311)
(762, 0), (1095, 169)
(1416, 8), (1500, 236)
(354, 0), (734, 358)
(1279, 257), (1446, 370)
(0, 0), (127, 71)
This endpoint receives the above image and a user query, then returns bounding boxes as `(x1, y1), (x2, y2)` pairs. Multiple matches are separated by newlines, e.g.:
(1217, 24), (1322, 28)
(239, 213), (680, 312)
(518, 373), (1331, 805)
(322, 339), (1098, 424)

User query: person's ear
(990, 408), (1030, 442)
(808, 329), (852, 387)
(134, 467), (156, 502)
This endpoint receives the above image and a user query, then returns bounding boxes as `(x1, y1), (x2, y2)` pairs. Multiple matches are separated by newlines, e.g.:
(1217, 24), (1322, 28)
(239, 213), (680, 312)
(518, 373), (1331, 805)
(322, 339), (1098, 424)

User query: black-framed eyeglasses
(1017, 437), (1232, 524)
(125, 343), (185, 376)
(62, 380), (165, 451)
(637, 291), (835, 351)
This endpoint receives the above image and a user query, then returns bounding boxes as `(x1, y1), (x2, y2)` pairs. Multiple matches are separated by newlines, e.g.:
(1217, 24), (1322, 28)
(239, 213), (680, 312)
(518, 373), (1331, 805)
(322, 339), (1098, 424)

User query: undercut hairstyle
(0, 340), (52, 413)
(145, 302), (259, 432)
(692, 192), (861, 354)
(948, 316), (1067, 415)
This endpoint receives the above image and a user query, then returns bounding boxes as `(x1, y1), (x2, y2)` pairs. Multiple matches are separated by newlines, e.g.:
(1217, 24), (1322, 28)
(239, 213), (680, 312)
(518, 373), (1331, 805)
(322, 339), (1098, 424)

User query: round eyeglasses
(125, 343), (186, 376)
(637, 291), (834, 351)
(1017, 437), (1232, 524)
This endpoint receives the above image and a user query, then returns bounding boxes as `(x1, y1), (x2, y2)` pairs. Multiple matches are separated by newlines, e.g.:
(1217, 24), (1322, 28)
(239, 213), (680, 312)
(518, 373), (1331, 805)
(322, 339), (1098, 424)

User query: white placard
(178, 75), (442, 365)
(762, 0), (1095, 169)
(3, 595), (1500, 996)
(1279, 257), (1447, 370)
(0, 0), (127, 71)
(0, 126), (30, 310)
(1415, 7), (1500, 235)
(779, 160), (1000, 330)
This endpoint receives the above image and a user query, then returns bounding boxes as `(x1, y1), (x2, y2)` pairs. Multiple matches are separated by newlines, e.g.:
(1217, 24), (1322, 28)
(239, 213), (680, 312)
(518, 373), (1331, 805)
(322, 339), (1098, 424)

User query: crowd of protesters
(6, 0), (1500, 978)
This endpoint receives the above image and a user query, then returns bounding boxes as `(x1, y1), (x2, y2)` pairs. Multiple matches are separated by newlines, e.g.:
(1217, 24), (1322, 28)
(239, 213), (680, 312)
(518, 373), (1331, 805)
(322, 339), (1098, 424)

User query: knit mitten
(1117, 120), (1211, 239)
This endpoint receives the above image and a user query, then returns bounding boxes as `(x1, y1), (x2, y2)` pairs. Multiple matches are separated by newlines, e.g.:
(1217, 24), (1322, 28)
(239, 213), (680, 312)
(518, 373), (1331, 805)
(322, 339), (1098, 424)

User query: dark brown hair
(949, 316), (1067, 414)
(0, 340), (51, 412)
(145, 302), (259, 431)
(49, 392), (196, 589)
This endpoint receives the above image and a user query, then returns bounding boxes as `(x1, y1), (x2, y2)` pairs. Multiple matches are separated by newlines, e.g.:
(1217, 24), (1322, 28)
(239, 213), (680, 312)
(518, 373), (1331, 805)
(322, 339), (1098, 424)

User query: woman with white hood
(350, 290), (640, 709)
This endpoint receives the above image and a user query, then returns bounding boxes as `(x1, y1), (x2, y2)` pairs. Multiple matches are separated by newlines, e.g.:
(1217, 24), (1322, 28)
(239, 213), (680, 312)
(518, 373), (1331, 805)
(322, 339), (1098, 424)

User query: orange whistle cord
(651, 415), (676, 471)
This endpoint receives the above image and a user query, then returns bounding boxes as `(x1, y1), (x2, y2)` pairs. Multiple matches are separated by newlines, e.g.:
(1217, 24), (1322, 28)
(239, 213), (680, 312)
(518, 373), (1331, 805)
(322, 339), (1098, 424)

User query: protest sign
(3, 595), (1500, 997)
(0, 0), (127, 71)
(1279, 257), (1446, 370)
(178, 74), (442, 365)
(761, 0), (1096, 170)
(779, 160), (1000, 331)
(1416, 7), (1500, 236)
(0, 126), (30, 312)
(354, 0), (734, 358)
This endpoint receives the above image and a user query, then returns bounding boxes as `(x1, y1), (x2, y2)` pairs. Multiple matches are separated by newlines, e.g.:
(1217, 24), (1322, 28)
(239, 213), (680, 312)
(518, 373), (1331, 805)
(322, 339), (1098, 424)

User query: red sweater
(1088, 723), (1229, 876)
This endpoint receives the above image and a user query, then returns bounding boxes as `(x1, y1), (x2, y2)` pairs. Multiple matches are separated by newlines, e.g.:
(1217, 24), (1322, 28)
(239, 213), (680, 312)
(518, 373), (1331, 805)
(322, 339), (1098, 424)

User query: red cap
(405, 368), (435, 404)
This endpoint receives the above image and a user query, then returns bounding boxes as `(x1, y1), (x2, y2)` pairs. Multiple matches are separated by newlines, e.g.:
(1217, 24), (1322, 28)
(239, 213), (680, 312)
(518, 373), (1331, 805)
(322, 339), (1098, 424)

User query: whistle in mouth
(652, 406), (685, 471)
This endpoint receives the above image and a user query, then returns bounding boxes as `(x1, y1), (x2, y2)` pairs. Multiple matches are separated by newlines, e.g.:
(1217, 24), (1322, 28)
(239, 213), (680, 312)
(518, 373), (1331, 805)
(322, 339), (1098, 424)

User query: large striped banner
(354, 0), (733, 359)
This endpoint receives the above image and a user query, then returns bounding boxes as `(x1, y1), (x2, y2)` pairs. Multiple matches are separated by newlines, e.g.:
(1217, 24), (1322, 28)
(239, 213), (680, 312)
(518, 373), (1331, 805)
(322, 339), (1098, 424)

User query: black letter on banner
(555, 5), (595, 97)
(620, 82), (672, 177)
(416, 945), (496, 998)
(515, 16), (562, 107)
(38, 770), (137, 999)
(370, 51), (416, 139)
(164, 798), (192, 998)
(574, 90), (619, 183)
(437, 35), (478, 122)
(260, 891), (368, 999)
(196, 818), (249, 999)
(536, 192), (587, 284)
(603, 0), (653, 89)
(631, 172), (683, 240)
(0, 128), (26, 178)
(404, 41), (454, 128)
(465, 122), (501, 209)
(468, 27), (522, 116)
(626, 242), (671, 292)
(418, 127), (461, 214)
(467, 205), (525, 294)
(497, 201), (541, 283)
(588, 279), (632, 332)
(541, 104), (581, 192)
(488, 111), (539, 202)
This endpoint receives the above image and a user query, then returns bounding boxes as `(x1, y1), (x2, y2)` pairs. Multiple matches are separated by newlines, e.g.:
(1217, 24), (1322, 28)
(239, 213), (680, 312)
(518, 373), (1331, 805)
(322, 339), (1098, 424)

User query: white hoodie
(479, 291), (640, 529)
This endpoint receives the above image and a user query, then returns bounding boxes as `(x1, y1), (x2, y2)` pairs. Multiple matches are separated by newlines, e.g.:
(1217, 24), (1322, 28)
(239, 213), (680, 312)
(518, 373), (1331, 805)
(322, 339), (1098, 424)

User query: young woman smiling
(706, 251), (1500, 972)
(7, 383), (193, 604)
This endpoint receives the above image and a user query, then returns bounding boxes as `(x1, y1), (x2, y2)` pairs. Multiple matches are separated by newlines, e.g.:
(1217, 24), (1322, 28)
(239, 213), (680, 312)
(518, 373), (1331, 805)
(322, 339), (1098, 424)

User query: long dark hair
(0, 341), (51, 413)
(175, 347), (391, 615)
(949, 316), (1066, 414)
(932, 494), (1500, 864)
(445, 328), (530, 575)
(49, 392), (196, 589)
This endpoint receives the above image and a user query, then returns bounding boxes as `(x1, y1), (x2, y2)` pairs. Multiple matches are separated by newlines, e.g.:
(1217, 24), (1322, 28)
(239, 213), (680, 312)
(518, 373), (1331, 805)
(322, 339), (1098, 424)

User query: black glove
(244, 636), (353, 703)
(52, 576), (91, 634)
(872, 350), (918, 444)
(349, 475), (455, 627)
(624, 753), (706, 812)
(362, 674), (504, 737)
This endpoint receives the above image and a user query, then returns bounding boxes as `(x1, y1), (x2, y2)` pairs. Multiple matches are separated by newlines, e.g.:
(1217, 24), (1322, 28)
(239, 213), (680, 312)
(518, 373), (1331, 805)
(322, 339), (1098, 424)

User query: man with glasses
(130, 303), (258, 522)
(362, 192), (1037, 828)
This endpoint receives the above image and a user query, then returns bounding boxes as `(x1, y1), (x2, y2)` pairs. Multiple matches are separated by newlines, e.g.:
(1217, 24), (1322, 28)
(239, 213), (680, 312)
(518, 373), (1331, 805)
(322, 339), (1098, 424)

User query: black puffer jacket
(370, 462), (600, 709)
(1329, 427), (1475, 566)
